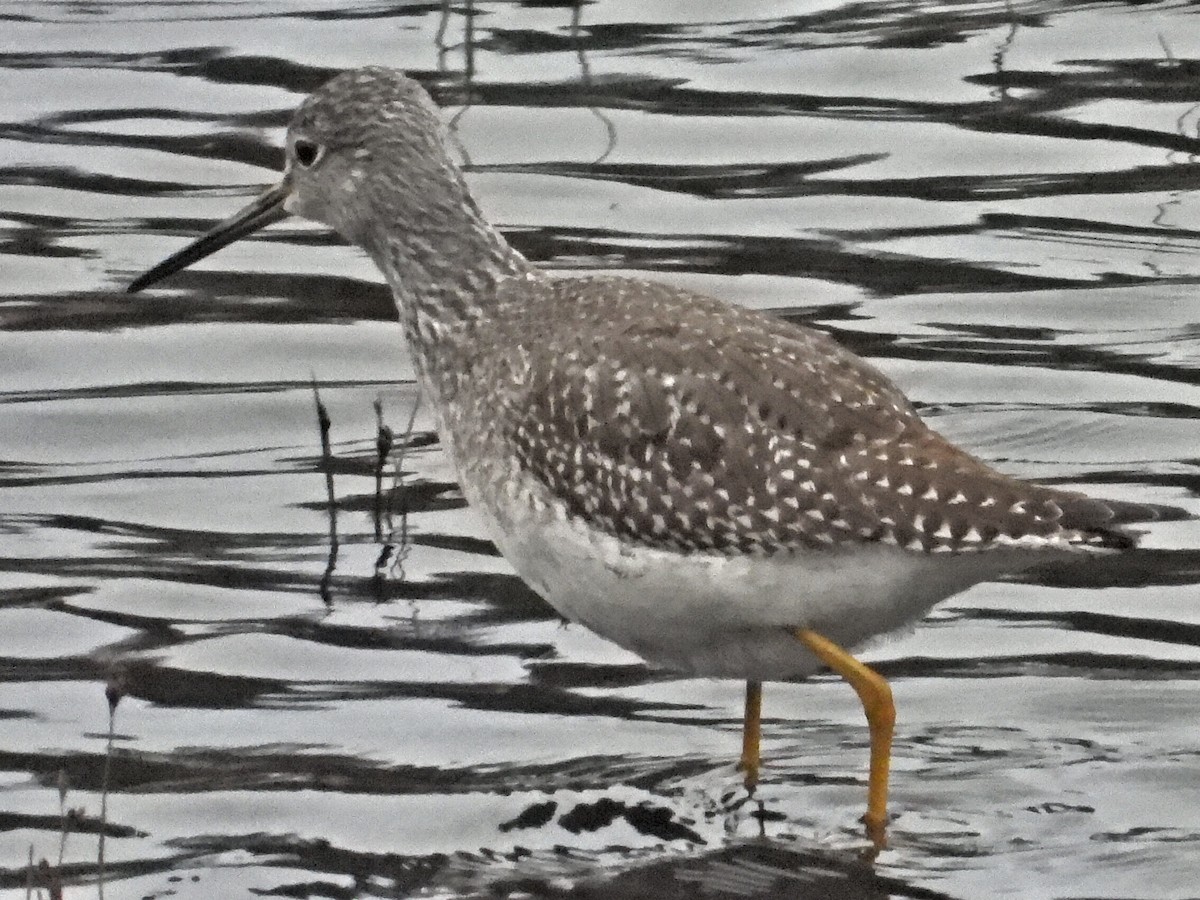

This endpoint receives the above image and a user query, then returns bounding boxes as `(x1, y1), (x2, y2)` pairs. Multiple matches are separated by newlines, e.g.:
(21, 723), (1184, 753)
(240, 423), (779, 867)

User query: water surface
(2, 2), (1200, 898)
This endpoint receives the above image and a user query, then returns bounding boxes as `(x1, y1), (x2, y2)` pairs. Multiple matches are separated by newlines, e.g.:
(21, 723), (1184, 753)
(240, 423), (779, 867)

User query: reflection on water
(2, 2), (1200, 898)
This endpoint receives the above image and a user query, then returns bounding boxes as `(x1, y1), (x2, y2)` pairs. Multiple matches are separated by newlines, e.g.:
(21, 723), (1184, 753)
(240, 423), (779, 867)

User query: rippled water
(3, 2), (1200, 898)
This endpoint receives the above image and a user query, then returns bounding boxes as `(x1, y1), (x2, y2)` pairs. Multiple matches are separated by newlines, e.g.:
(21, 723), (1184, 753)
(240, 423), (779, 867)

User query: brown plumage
(438, 275), (1157, 558)
(125, 67), (1181, 841)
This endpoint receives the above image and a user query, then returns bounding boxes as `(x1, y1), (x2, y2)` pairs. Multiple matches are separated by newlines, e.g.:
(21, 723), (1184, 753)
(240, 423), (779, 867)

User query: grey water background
(3, 1), (1200, 897)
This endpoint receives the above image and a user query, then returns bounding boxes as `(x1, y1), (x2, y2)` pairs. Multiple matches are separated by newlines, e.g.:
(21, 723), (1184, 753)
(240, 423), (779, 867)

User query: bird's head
(128, 67), (461, 293)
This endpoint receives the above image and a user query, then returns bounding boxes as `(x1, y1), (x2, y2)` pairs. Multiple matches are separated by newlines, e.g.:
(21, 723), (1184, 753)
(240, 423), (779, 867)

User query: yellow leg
(739, 680), (762, 790)
(794, 628), (894, 845)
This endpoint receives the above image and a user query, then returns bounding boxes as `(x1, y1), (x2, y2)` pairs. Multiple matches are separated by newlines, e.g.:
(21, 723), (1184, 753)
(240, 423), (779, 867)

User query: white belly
(449, 451), (1041, 681)
(497, 511), (1035, 679)
(422, 387), (1057, 681)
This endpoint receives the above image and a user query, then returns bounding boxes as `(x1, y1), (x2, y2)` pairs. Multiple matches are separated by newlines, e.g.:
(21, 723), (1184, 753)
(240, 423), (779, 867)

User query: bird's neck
(352, 164), (537, 406)
(362, 174), (532, 337)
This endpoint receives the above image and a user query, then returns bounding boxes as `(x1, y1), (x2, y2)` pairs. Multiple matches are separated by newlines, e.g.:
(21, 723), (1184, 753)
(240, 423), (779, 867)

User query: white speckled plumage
(130, 67), (1161, 680)
(125, 67), (1185, 838)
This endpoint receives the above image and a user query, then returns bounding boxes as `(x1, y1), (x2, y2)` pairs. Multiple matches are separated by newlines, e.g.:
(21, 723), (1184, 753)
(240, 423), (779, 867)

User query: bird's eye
(293, 138), (324, 168)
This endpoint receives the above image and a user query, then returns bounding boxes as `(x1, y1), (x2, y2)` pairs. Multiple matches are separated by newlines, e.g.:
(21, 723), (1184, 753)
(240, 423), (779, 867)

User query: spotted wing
(497, 278), (1150, 555)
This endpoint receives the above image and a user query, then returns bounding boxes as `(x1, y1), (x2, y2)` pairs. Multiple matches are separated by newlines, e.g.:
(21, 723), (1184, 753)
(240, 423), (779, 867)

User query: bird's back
(427, 273), (1153, 561)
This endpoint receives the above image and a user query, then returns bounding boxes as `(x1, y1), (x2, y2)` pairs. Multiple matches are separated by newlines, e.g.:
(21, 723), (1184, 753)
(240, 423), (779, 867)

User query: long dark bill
(127, 179), (293, 293)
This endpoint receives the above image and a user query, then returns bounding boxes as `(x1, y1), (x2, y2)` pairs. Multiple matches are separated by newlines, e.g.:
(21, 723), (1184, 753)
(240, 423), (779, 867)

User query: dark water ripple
(3, 1), (1200, 898)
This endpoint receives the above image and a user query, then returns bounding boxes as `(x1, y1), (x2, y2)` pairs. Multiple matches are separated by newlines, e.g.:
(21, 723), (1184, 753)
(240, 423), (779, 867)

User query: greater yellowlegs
(127, 67), (1160, 844)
